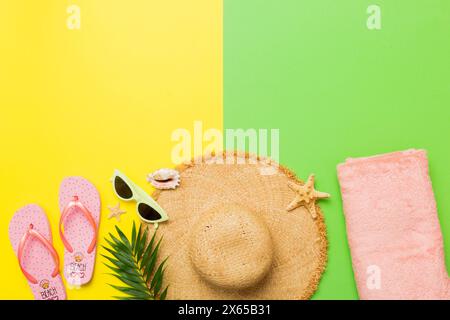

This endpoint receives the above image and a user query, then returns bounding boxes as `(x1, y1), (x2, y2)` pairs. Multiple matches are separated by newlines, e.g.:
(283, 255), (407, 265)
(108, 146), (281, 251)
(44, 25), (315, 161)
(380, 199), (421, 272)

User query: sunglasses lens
(138, 203), (162, 221)
(114, 176), (133, 199)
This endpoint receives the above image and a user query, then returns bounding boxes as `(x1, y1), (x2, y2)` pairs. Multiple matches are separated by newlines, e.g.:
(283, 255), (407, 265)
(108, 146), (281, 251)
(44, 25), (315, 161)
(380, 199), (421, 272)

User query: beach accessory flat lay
(59, 177), (101, 287)
(112, 169), (169, 227)
(9, 205), (66, 300)
(150, 151), (328, 300)
(338, 149), (450, 299)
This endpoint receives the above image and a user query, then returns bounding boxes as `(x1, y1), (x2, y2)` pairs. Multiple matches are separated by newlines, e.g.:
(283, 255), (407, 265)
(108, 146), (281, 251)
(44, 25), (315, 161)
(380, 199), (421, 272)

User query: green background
(224, 0), (450, 299)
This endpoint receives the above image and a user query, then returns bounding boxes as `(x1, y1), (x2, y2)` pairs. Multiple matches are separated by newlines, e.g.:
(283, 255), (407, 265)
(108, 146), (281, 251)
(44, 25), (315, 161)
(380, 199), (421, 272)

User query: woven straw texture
(150, 152), (327, 300)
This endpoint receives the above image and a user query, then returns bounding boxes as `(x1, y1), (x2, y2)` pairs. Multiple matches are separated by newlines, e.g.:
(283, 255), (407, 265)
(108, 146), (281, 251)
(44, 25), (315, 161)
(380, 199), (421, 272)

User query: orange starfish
(286, 174), (330, 219)
(107, 203), (127, 222)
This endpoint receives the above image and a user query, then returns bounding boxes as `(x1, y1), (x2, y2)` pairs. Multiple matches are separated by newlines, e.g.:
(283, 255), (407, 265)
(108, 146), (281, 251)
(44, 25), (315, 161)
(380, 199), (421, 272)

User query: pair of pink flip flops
(8, 177), (101, 300)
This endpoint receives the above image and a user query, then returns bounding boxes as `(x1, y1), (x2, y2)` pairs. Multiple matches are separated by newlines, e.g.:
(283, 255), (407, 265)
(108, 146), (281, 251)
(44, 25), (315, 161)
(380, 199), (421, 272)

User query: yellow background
(0, 1), (222, 299)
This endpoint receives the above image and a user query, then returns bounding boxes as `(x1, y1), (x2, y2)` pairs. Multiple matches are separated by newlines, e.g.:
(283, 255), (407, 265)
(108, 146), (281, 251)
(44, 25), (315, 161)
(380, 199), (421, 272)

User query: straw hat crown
(189, 204), (273, 290)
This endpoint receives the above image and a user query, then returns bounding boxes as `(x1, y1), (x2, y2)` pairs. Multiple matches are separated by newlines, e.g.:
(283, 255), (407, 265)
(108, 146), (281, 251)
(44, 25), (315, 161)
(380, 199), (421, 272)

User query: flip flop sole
(8, 204), (66, 300)
(59, 177), (101, 286)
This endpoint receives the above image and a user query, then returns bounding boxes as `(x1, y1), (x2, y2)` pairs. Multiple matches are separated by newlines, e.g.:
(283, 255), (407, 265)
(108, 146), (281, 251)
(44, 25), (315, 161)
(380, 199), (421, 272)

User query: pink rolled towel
(337, 149), (450, 299)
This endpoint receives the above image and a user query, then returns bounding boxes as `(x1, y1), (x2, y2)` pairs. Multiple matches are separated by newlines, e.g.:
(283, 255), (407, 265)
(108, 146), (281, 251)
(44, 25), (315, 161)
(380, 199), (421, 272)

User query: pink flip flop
(59, 177), (101, 287)
(8, 204), (66, 300)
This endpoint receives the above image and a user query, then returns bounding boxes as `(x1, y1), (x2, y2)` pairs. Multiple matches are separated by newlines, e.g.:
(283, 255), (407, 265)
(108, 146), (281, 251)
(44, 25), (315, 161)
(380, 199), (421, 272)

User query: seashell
(147, 168), (180, 190)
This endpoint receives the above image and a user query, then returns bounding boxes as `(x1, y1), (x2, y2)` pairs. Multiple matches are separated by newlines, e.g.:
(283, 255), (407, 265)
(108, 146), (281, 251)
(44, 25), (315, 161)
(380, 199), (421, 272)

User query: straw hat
(150, 152), (327, 300)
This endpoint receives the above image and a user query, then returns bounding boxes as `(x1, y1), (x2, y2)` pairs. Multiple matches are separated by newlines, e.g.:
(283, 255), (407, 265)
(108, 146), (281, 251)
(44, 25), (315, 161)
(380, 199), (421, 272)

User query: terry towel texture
(338, 149), (450, 299)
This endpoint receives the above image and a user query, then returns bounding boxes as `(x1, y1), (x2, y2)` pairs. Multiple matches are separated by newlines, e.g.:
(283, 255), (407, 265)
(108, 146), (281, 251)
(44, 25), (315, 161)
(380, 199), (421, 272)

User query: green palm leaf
(103, 221), (168, 300)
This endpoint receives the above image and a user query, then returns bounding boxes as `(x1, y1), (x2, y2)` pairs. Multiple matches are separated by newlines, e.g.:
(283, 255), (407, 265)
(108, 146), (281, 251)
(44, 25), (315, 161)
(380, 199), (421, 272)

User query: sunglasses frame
(111, 169), (169, 227)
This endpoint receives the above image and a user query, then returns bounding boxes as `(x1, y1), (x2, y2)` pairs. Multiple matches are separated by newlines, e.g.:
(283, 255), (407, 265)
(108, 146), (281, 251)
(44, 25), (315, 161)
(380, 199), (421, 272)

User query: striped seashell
(147, 168), (180, 190)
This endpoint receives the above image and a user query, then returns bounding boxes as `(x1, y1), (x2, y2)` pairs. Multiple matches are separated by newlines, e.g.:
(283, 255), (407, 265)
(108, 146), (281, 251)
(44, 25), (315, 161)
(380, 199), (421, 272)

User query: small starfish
(286, 174), (330, 219)
(107, 203), (127, 222)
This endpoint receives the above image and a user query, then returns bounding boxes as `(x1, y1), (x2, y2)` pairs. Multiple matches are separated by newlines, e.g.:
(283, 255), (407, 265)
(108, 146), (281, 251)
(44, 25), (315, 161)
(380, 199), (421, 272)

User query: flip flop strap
(18, 225), (60, 284)
(59, 196), (98, 254)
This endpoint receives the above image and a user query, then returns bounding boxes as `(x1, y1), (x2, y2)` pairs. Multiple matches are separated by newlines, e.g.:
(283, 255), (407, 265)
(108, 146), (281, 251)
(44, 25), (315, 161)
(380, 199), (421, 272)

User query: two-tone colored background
(1, 1), (449, 299)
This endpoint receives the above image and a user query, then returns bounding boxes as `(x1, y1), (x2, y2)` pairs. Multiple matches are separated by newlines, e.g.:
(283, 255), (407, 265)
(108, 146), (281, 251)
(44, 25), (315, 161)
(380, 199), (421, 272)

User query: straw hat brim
(149, 152), (327, 300)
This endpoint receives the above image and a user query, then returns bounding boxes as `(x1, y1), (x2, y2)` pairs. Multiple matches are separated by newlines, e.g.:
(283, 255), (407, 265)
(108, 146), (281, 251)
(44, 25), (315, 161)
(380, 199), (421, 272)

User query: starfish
(286, 174), (330, 219)
(107, 203), (127, 222)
